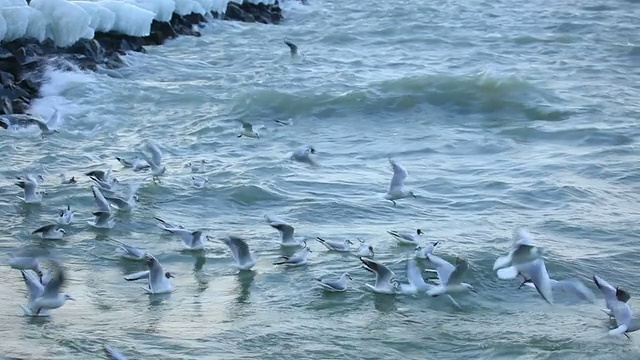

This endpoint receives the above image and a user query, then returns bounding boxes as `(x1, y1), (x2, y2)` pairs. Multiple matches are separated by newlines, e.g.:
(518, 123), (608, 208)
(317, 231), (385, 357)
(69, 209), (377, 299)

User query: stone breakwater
(0, 0), (283, 121)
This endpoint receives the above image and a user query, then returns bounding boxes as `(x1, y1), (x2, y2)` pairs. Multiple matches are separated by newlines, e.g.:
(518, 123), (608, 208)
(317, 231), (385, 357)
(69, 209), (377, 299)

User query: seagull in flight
(384, 158), (416, 206)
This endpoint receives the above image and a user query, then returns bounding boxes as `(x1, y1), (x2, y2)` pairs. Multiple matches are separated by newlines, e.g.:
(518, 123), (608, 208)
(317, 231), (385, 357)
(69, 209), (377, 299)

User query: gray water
(2, 0), (640, 358)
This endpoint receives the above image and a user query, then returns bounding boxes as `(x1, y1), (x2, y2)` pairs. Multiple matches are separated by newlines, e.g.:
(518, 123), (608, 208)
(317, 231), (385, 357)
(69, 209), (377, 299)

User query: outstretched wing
(388, 158), (408, 193)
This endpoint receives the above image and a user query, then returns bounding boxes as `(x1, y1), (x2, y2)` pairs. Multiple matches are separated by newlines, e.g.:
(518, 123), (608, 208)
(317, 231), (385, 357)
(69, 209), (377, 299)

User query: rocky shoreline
(0, 0), (283, 122)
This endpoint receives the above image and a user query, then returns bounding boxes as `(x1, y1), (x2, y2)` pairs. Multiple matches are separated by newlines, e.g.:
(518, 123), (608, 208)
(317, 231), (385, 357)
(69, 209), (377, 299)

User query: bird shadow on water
(234, 270), (256, 304)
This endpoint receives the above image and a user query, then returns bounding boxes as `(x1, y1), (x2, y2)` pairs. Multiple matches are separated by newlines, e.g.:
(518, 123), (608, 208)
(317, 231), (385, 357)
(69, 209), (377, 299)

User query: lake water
(1, 0), (640, 359)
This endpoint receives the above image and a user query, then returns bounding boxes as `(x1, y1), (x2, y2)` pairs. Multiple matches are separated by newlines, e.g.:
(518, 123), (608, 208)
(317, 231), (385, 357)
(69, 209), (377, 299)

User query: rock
(225, 2), (245, 21)
(0, 71), (14, 86)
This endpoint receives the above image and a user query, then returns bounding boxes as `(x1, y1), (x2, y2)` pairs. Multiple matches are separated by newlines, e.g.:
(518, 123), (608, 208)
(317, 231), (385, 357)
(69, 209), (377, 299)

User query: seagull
(272, 242), (312, 266)
(415, 241), (440, 259)
(32, 224), (67, 240)
(124, 254), (174, 294)
(103, 344), (128, 360)
(356, 238), (375, 258)
(87, 169), (118, 191)
(155, 217), (206, 250)
(27, 108), (63, 136)
(359, 257), (400, 294)
(520, 277), (595, 303)
(218, 235), (258, 271)
(387, 229), (424, 245)
(140, 141), (166, 178)
(104, 184), (140, 211)
(593, 275), (632, 318)
(110, 239), (147, 261)
(21, 260), (74, 316)
(186, 160), (206, 173)
(192, 176), (208, 188)
(19, 270), (51, 317)
(284, 39), (298, 57)
(88, 186), (115, 229)
(493, 229), (552, 304)
(116, 156), (150, 171)
(315, 237), (353, 252)
(313, 273), (352, 292)
(290, 145), (317, 165)
(265, 215), (305, 247)
(398, 257), (435, 295)
(425, 253), (476, 297)
(57, 205), (75, 225)
(384, 158), (416, 206)
(9, 255), (44, 282)
(15, 174), (45, 204)
(237, 120), (259, 139)
(59, 174), (76, 184)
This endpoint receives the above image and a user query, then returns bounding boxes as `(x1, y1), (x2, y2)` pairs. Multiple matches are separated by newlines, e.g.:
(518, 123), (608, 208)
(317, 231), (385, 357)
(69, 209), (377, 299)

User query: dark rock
(1, 96), (13, 115)
(225, 2), (245, 21)
(242, 12), (256, 22)
(0, 71), (14, 86)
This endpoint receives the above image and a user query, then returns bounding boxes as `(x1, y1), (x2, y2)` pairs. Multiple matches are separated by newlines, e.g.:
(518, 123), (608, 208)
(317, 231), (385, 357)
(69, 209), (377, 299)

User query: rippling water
(2, 0), (640, 358)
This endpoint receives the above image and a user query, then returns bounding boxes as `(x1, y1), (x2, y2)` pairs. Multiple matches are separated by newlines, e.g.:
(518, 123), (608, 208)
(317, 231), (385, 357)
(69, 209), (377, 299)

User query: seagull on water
(290, 145), (317, 165)
(272, 242), (312, 266)
(284, 39), (298, 58)
(155, 217), (206, 250)
(425, 253), (476, 297)
(186, 160), (206, 173)
(57, 205), (75, 225)
(315, 237), (353, 252)
(415, 241), (440, 259)
(20, 260), (74, 316)
(387, 229), (424, 245)
(103, 344), (129, 360)
(355, 238), (375, 258)
(265, 214), (305, 247)
(88, 186), (115, 229)
(360, 257), (400, 294)
(191, 176), (208, 188)
(384, 158), (416, 206)
(218, 235), (258, 271)
(593, 275), (640, 338)
(104, 183), (140, 212)
(27, 108), (63, 136)
(15, 174), (46, 204)
(59, 174), (76, 184)
(237, 120), (260, 139)
(32, 224), (67, 240)
(116, 156), (150, 171)
(124, 254), (174, 294)
(313, 273), (352, 292)
(110, 239), (148, 261)
(140, 141), (166, 179)
(398, 257), (434, 295)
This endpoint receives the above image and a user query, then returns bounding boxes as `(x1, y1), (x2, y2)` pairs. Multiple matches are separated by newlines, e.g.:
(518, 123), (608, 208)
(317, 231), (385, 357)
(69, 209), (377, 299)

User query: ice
(126, 0), (175, 22)
(0, 13), (6, 42)
(98, 1), (155, 37)
(73, 1), (116, 32)
(0, 6), (30, 41)
(25, 8), (47, 42)
(210, 0), (229, 14)
(245, 0), (276, 4)
(173, 0), (206, 16)
(30, 0), (91, 47)
(0, 0), (27, 5)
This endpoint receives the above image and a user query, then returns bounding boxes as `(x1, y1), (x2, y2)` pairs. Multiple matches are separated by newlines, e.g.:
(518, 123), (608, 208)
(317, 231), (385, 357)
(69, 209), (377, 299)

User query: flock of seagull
(3, 115), (638, 359)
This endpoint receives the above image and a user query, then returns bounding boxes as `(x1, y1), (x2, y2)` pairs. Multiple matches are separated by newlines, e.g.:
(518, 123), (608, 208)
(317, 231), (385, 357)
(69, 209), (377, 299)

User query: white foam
(73, 1), (116, 33)
(30, 0), (91, 47)
(98, 1), (155, 37)
(0, 6), (30, 41)
(173, 0), (206, 16)
(126, 0), (175, 22)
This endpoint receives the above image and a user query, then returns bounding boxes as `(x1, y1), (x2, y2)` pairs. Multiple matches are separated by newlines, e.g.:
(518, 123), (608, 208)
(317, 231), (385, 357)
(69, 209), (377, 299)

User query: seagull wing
(103, 344), (128, 360)
(41, 261), (66, 297)
(21, 270), (44, 302)
(593, 275), (618, 303)
(446, 257), (470, 285)
(32, 224), (56, 234)
(426, 253), (456, 285)
(554, 279), (596, 302)
(240, 120), (253, 131)
(360, 257), (395, 287)
(92, 186), (112, 212)
(388, 158), (408, 193)
(284, 40), (298, 55)
(224, 235), (252, 263)
(144, 141), (163, 166)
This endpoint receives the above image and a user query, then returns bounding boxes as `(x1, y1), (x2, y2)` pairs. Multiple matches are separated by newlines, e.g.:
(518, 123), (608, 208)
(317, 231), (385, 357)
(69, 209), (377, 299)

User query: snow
(245, 0), (276, 4)
(210, 0), (230, 14)
(25, 8), (47, 42)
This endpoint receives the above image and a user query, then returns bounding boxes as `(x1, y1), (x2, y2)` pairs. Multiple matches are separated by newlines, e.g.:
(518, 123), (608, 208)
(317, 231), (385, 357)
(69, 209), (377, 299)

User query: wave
(233, 72), (576, 122)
